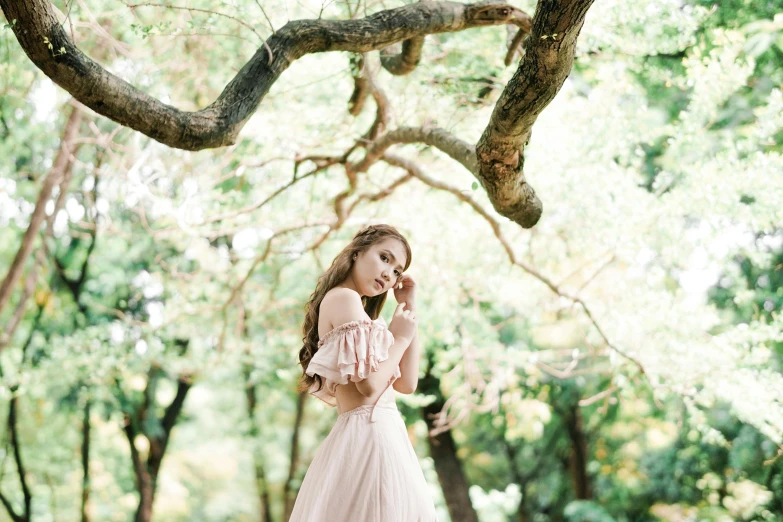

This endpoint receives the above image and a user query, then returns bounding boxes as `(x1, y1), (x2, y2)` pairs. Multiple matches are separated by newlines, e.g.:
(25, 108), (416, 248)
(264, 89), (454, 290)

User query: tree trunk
(283, 390), (307, 522)
(243, 370), (273, 522)
(419, 370), (478, 522)
(503, 434), (530, 522)
(81, 400), (91, 522)
(564, 404), (591, 500)
(133, 468), (156, 522)
(124, 370), (191, 522)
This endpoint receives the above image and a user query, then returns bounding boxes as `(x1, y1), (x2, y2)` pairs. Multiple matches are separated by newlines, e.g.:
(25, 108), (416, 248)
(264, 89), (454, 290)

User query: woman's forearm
(356, 336), (411, 397)
(395, 329), (420, 393)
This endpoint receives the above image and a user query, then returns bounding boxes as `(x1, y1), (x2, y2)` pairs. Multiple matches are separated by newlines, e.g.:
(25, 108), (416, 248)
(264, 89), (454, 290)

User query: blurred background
(1, 0), (782, 520)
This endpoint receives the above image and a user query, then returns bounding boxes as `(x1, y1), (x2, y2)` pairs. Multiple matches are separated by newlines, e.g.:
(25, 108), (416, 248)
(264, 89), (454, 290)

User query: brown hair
(297, 224), (412, 394)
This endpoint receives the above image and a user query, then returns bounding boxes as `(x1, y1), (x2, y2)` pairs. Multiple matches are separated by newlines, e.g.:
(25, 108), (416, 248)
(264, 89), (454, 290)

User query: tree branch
(352, 126), (478, 175)
(380, 37), (425, 75)
(160, 374), (191, 440)
(0, 258), (37, 351)
(52, 222), (97, 318)
(7, 397), (32, 520)
(476, 0), (596, 227)
(0, 106), (82, 319)
(3, 0), (595, 227)
(347, 54), (369, 115)
(1, 0), (529, 151)
(360, 54), (391, 140)
(0, 491), (23, 522)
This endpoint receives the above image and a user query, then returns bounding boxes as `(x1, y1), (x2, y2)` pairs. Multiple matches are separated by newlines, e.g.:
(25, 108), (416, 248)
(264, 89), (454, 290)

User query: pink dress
(288, 317), (439, 522)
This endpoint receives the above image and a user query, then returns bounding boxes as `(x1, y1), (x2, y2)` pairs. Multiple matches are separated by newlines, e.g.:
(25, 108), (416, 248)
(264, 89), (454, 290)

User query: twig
(125, 2), (274, 62)
(578, 385), (618, 407)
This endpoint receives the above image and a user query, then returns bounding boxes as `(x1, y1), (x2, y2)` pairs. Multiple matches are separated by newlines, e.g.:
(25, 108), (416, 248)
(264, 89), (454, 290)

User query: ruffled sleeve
(305, 317), (401, 407)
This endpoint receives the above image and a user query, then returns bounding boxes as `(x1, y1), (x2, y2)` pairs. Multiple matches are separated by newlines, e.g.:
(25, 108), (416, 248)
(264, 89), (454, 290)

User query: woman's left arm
(391, 274), (420, 394)
(394, 327), (420, 394)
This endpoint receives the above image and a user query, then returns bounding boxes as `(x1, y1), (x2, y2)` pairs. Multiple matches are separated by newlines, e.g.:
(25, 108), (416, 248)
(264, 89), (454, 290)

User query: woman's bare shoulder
(320, 287), (367, 329)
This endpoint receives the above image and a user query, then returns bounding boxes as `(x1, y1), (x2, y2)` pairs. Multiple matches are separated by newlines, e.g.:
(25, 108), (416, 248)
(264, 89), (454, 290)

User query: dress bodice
(306, 317), (401, 422)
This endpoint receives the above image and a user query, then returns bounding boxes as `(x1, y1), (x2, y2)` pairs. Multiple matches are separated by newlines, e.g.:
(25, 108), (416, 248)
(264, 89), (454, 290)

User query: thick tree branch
(378, 1), (531, 75)
(476, 0), (596, 227)
(3, 0), (594, 227)
(1, 0), (528, 151)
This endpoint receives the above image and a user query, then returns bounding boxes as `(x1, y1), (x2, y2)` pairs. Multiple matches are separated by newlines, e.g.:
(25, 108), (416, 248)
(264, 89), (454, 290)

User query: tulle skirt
(288, 403), (439, 522)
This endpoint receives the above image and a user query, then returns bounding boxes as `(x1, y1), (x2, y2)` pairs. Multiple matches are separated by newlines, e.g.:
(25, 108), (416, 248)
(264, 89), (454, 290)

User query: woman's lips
(375, 279), (383, 290)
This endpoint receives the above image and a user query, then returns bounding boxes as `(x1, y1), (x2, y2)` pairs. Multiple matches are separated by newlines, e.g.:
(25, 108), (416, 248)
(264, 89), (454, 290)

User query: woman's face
(352, 238), (407, 297)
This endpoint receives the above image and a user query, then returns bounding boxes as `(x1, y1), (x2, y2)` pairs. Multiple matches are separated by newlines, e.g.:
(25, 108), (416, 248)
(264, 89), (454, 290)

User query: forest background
(1, 0), (782, 521)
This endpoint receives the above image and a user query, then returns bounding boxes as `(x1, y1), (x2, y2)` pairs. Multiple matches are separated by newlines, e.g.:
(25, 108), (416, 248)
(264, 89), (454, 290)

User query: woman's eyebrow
(381, 249), (403, 271)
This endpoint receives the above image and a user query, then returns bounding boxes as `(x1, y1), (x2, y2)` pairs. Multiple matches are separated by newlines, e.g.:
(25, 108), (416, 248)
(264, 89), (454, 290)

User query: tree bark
(476, 0), (596, 227)
(419, 370), (478, 522)
(0, 106), (81, 320)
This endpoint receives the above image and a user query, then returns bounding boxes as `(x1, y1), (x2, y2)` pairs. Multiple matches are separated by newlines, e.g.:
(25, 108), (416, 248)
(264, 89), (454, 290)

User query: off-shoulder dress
(287, 317), (439, 522)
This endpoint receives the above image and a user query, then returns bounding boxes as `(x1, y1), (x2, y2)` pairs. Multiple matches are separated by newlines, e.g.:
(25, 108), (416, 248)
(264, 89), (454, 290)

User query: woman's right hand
(388, 302), (417, 344)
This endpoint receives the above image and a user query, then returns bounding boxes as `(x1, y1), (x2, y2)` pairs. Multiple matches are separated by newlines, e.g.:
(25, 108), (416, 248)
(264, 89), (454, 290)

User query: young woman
(289, 224), (438, 521)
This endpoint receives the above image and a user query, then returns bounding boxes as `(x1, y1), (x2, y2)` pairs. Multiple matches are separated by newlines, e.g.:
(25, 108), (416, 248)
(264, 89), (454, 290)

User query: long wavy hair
(297, 224), (412, 394)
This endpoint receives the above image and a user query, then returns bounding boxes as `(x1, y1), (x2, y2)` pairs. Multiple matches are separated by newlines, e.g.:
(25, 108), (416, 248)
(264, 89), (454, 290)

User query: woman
(289, 224), (438, 521)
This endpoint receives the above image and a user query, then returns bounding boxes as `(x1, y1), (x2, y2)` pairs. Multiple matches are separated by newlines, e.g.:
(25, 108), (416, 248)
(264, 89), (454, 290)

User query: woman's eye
(381, 254), (388, 262)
